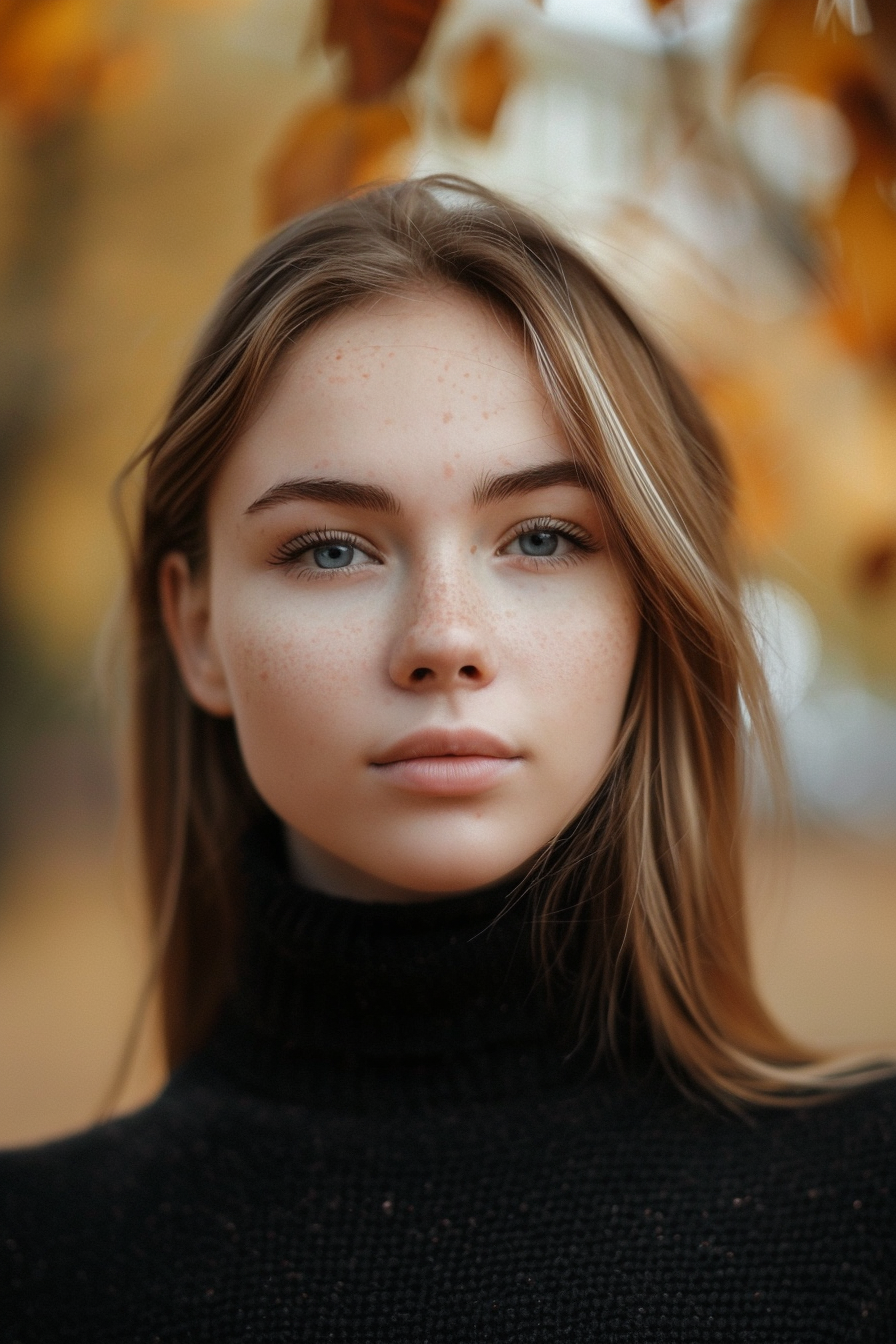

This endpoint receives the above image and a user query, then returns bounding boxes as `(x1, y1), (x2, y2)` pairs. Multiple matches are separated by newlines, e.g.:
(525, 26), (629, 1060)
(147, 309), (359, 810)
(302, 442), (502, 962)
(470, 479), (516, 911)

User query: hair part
(117, 174), (873, 1106)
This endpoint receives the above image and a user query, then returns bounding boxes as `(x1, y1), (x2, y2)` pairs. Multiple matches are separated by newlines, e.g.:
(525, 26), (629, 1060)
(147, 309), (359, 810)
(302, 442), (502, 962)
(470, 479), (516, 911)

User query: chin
(363, 846), (535, 896)
(337, 807), (556, 896)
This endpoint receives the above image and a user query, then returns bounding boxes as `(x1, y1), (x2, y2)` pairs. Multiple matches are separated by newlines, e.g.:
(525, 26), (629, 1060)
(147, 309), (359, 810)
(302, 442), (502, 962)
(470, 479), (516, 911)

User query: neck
(196, 813), (575, 1106)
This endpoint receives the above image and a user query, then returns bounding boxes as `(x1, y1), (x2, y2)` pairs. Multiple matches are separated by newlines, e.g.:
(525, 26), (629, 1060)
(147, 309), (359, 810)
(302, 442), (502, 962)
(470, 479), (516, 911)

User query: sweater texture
(1, 820), (895, 1343)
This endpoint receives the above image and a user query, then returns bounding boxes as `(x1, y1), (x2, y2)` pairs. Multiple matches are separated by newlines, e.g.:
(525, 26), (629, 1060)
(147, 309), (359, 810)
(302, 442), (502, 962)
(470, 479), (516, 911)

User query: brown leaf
(326, 0), (444, 101)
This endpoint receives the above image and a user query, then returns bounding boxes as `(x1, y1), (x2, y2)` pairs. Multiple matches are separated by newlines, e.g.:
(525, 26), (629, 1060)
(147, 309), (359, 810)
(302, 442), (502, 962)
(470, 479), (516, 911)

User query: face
(161, 289), (640, 902)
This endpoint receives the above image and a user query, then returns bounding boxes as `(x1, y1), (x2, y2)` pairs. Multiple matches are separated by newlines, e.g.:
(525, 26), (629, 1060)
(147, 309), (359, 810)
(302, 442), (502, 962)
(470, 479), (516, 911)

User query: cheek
(213, 591), (383, 769)
(513, 575), (638, 700)
(509, 577), (640, 771)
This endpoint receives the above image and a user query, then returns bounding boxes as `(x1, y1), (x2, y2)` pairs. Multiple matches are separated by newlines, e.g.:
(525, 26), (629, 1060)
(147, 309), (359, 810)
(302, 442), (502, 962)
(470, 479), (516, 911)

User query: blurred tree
(740, 0), (896, 363)
(0, 0), (113, 131)
(0, 0), (146, 849)
(731, 0), (896, 610)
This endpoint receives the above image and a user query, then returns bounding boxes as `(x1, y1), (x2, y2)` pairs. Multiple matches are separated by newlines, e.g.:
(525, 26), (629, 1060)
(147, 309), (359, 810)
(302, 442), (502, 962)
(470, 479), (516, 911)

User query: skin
(160, 288), (641, 902)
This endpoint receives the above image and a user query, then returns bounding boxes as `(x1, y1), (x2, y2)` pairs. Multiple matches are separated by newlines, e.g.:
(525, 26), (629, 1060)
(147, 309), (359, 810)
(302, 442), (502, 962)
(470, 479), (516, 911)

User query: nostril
(410, 667), (431, 682)
(460, 665), (479, 679)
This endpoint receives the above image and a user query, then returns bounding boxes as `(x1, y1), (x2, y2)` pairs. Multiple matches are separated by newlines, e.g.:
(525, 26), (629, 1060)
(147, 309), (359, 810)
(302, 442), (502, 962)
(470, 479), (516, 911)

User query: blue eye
(269, 529), (380, 576)
(502, 521), (596, 563)
(313, 543), (357, 569)
(517, 530), (560, 556)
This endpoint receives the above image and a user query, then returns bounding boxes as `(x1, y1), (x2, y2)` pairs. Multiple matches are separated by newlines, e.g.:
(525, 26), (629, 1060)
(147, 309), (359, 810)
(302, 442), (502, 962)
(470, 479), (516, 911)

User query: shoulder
(615, 1068), (896, 1206)
(759, 1072), (896, 1152)
(712, 1071), (896, 1199)
(0, 1063), (276, 1340)
(0, 1068), (228, 1238)
(701, 1070), (896, 1156)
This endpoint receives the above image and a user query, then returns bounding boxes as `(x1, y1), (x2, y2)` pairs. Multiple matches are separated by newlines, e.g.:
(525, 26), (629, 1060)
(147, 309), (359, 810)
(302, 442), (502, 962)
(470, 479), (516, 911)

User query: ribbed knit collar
(197, 815), (564, 1106)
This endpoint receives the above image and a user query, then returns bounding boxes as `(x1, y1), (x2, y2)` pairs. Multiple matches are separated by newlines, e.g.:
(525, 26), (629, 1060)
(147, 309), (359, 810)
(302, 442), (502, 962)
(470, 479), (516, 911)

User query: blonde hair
(119, 175), (845, 1104)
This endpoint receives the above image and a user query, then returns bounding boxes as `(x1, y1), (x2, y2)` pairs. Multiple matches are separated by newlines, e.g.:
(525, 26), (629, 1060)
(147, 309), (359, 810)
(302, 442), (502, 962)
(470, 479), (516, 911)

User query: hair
(117, 174), (856, 1107)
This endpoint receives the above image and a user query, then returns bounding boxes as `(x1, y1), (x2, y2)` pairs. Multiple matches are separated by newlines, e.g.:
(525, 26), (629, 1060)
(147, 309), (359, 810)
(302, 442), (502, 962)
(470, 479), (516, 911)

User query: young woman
(1, 176), (893, 1343)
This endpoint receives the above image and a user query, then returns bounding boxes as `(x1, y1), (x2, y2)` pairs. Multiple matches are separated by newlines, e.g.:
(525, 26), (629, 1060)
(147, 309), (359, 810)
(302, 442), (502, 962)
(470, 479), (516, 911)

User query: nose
(387, 558), (498, 692)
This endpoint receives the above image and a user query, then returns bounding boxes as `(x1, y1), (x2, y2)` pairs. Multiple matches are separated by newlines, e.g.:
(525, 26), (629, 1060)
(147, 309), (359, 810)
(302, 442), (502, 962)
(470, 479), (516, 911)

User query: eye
(268, 530), (379, 576)
(501, 518), (596, 562)
(312, 542), (360, 569)
(512, 530), (564, 557)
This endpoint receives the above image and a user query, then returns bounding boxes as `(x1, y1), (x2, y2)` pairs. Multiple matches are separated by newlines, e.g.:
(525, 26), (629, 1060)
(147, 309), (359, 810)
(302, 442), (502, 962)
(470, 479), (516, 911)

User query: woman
(2, 176), (893, 1342)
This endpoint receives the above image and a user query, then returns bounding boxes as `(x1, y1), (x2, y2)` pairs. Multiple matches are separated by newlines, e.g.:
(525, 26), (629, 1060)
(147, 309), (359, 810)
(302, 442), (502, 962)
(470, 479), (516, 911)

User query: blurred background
(1, 0), (895, 1147)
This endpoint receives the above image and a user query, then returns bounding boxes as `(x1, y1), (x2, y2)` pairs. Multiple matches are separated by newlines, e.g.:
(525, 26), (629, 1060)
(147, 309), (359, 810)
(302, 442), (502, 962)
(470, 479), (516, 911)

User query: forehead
(213, 289), (572, 509)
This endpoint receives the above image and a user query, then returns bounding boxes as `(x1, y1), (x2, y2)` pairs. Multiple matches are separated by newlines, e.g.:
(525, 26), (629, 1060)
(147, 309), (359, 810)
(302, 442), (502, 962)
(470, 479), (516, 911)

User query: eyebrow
(245, 460), (588, 517)
(246, 477), (401, 516)
(472, 460), (587, 506)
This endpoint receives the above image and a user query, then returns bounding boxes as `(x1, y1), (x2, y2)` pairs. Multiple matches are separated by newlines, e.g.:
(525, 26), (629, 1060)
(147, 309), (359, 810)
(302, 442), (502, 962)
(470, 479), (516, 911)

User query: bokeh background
(1, 0), (896, 1147)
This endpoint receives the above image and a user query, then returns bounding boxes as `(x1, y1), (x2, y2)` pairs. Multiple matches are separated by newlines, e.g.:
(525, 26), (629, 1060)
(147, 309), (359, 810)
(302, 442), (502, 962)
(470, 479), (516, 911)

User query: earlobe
(158, 552), (234, 717)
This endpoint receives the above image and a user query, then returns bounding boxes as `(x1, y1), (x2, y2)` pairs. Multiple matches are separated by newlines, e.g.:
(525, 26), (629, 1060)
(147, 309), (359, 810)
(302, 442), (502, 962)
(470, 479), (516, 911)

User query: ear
(158, 552), (234, 717)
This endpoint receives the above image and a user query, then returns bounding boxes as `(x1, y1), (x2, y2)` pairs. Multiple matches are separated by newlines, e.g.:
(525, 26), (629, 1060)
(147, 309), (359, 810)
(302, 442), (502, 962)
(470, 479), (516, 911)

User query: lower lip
(372, 755), (519, 795)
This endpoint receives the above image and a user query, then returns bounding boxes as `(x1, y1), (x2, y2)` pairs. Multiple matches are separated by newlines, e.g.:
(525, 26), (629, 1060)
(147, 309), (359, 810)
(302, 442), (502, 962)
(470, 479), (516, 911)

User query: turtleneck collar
(196, 815), (572, 1107)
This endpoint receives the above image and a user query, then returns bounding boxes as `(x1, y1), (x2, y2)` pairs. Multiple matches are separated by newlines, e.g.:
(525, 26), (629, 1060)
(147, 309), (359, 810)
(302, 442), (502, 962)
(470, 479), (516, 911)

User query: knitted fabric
(1, 821), (894, 1342)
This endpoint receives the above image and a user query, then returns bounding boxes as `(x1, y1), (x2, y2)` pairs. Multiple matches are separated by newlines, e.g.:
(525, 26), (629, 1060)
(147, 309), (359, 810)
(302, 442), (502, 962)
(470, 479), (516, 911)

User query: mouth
(371, 728), (522, 796)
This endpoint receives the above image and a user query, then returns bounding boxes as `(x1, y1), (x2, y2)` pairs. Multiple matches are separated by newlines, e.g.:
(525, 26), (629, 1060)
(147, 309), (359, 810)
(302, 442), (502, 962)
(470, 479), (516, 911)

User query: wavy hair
(118, 175), (847, 1104)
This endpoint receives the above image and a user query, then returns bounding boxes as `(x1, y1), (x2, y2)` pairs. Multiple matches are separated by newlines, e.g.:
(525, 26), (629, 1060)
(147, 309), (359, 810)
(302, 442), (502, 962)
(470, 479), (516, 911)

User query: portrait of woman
(0, 174), (893, 1342)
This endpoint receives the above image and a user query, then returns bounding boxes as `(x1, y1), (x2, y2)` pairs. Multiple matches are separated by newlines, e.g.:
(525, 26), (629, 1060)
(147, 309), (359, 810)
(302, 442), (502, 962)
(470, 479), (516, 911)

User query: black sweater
(2, 825), (895, 1343)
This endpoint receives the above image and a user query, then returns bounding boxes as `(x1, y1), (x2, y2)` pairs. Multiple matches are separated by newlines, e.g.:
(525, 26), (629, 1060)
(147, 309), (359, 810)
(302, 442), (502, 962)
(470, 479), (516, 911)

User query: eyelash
(268, 529), (374, 578)
(501, 517), (598, 563)
(268, 518), (598, 578)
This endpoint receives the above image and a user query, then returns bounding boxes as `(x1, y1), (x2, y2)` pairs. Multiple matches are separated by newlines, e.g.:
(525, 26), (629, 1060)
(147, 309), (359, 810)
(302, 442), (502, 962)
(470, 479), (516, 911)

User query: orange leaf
(450, 31), (516, 138)
(739, 0), (896, 362)
(695, 374), (790, 548)
(258, 97), (412, 230)
(0, 0), (139, 130)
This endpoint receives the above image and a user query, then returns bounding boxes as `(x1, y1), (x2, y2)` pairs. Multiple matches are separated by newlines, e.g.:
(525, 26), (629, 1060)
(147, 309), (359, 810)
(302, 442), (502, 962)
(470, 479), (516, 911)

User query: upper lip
(372, 728), (520, 765)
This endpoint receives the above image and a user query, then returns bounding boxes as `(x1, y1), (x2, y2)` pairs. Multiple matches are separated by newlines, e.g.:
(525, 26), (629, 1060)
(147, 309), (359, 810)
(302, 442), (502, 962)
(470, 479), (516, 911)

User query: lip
(372, 727), (518, 765)
(371, 728), (522, 796)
